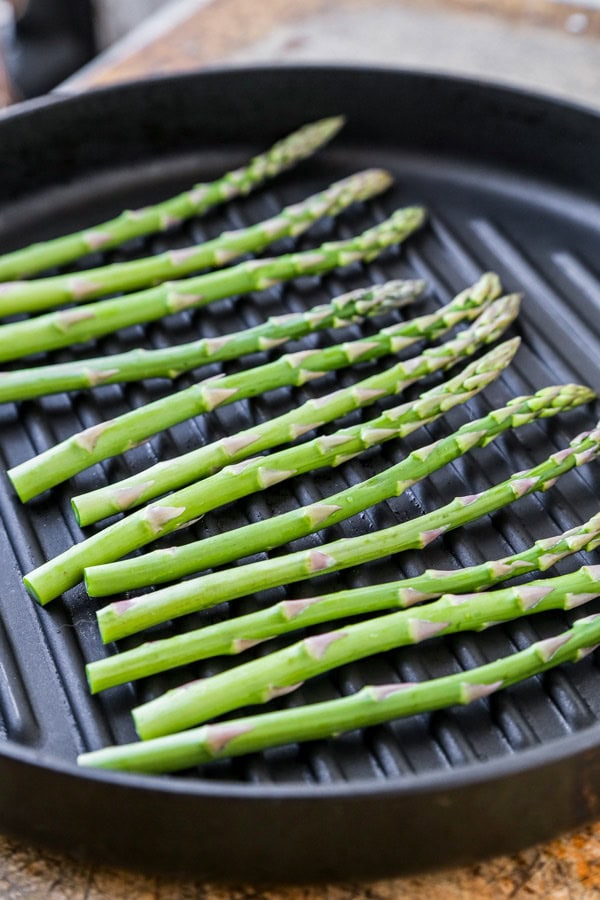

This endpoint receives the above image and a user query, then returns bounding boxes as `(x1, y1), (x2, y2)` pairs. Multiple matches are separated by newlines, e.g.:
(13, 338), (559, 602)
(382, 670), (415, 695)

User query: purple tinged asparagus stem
(86, 486), (600, 697)
(0, 168), (393, 315)
(0, 206), (425, 363)
(22, 297), (519, 605)
(70, 272), (503, 525)
(78, 612), (600, 772)
(132, 563), (600, 738)
(88, 367), (591, 601)
(94, 419), (600, 644)
(0, 116), (345, 281)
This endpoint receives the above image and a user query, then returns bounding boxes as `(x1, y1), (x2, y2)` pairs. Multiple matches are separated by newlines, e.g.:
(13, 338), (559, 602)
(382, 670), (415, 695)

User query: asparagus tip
(296, 115), (346, 150)
(356, 168), (395, 196)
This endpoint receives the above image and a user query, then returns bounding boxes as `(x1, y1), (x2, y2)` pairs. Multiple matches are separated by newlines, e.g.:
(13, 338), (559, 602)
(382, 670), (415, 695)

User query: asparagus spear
(23, 301), (518, 605)
(0, 169), (392, 315)
(0, 270), (427, 404)
(11, 273), (473, 505)
(79, 611), (600, 771)
(132, 563), (600, 738)
(86, 504), (600, 696)
(0, 116), (345, 281)
(8, 276), (423, 502)
(70, 274), (503, 524)
(86, 375), (588, 600)
(0, 206), (425, 363)
(95, 420), (600, 644)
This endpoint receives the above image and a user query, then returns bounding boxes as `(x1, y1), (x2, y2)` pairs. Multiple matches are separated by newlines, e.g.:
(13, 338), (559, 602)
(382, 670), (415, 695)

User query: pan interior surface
(0, 68), (599, 879)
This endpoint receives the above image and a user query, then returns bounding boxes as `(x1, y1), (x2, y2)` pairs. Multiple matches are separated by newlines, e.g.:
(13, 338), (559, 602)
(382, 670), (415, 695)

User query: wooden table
(2, 1), (600, 896)
(66, 0), (600, 107)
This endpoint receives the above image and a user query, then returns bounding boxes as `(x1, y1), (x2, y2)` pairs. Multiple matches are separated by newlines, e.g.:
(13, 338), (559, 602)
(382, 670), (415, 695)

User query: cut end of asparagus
(7, 465), (36, 504)
(86, 662), (103, 695)
(22, 574), (44, 606)
(71, 501), (82, 527)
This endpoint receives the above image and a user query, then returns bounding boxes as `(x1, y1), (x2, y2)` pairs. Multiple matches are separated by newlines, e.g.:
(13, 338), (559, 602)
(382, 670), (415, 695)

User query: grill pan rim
(50, 59), (600, 123)
(3, 716), (600, 799)
(1, 62), (599, 200)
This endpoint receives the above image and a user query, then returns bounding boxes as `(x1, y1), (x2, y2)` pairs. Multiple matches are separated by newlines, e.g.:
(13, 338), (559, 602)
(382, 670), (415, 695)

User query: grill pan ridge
(0, 66), (598, 880)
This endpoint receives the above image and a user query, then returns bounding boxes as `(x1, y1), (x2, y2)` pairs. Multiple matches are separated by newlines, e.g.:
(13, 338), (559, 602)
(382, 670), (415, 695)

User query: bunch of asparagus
(23, 297), (521, 603)
(81, 413), (600, 765)
(0, 115), (345, 282)
(86, 513), (600, 693)
(80, 611), (600, 774)
(92, 415), (600, 644)
(0, 114), (598, 776)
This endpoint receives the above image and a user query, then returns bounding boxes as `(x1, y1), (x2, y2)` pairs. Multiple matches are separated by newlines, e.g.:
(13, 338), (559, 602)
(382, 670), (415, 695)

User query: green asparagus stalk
(86, 376), (589, 600)
(132, 563), (600, 738)
(86, 507), (600, 696)
(23, 300), (519, 606)
(80, 612), (600, 771)
(8, 276), (423, 502)
(70, 274), (503, 524)
(95, 420), (600, 644)
(0, 207), (425, 363)
(11, 273), (481, 506)
(0, 169), (392, 316)
(0, 271), (427, 404)
(0, 116), (345, 282)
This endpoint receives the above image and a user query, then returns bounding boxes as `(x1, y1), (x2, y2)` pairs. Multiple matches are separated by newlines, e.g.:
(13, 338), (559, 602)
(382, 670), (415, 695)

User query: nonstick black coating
(0, 66), (599, 882)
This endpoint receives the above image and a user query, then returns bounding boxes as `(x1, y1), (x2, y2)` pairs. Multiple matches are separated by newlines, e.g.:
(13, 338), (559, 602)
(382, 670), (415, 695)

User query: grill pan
(0, 66), (599, 882)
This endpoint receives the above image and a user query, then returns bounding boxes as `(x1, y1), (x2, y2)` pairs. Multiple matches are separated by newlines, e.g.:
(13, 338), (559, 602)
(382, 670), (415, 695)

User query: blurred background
(0, 0), (598, 105)
(0, 0), (168, 99)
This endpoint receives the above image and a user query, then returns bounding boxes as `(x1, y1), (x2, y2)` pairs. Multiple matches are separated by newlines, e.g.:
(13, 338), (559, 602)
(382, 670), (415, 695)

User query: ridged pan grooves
(0, 67), (598, 880)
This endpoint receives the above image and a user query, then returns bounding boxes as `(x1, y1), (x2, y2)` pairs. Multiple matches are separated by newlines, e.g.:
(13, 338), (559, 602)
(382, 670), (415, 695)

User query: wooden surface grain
(2, 820), (600, 898)
(66, 0), (600, 108)
(2, 0), (600, 895)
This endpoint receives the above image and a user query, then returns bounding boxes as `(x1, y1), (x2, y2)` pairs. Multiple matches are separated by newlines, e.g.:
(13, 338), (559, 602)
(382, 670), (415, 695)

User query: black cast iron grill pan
(0, 66), (599, 881)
